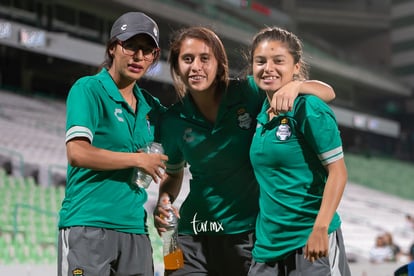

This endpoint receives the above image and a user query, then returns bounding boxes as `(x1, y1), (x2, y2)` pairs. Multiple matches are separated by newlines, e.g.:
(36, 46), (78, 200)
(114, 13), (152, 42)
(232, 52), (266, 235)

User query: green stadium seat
(0, 172), (62, 264)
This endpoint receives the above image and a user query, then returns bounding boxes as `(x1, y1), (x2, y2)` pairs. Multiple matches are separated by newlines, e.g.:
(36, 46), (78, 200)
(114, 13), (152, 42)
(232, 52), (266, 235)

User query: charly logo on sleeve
(191, 213), (224, 235)
(276, 117), (291, 141)
(237, 108), (252, 129)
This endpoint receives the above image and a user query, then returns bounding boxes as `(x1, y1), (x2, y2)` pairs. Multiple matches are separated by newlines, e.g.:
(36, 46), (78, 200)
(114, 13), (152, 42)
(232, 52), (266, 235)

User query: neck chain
(123, 91), (135, 111)
(129, 92), (134, 106)
(129, 92), (136, 110)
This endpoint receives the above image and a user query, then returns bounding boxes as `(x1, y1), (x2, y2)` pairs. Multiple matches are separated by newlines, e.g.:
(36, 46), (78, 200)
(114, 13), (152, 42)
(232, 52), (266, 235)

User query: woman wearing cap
(58, 12), (167, 276)
(154, 26), (336, 276)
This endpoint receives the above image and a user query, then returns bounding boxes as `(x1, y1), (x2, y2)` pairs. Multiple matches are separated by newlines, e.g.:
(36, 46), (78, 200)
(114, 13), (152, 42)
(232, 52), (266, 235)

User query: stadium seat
(0, 90), (67, 186)
(0, 170), (62, 264)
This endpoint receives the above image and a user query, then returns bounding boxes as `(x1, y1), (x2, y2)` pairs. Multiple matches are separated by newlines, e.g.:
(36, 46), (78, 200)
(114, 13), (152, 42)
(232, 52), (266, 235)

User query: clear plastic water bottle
(159, 194), (184, 270)
(132, 142), (164, 189)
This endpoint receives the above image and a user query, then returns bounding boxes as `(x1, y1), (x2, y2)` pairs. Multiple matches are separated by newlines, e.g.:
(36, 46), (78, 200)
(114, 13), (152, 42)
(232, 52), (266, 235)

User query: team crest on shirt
(183, 128), (194, 143)
(237, 108), (252, 129)
(72, 268), (84, 276)
(276, 117), (291, 141)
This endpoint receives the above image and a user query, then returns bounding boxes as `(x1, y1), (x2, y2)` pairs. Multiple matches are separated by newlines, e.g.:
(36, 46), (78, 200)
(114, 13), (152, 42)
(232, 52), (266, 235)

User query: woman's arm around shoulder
(270, 80), (335, 114)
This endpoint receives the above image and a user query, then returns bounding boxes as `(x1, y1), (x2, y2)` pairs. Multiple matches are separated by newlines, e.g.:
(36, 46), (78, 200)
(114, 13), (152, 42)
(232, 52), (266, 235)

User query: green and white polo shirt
(160, 76), (265, 235)
(59, 68), (165, 234)
(250, 94), (343, 262)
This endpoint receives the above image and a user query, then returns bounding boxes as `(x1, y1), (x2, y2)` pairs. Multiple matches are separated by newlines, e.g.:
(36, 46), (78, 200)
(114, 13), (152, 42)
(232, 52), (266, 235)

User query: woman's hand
(304, 226), (329, 262)
(135, 151), (168, 184)
(267, 79), (335, 115)
(153, 202), (180, 236)
(268, 80), (302, 114)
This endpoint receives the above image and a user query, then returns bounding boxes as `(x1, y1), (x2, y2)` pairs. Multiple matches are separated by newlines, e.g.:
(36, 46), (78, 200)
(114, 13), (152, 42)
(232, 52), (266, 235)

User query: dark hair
(248, 26), (309, 80)
(100, 38), (118, 70)
(168, 26), (229, 99)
